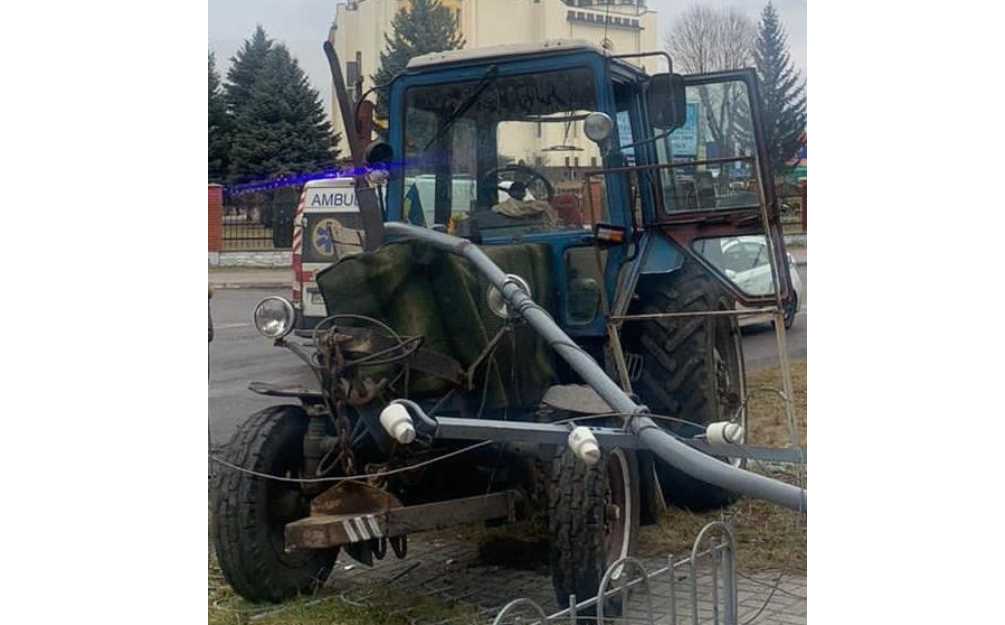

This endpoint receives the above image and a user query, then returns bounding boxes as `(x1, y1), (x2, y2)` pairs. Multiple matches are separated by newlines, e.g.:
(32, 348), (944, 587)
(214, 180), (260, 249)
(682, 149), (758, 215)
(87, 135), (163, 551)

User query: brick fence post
(209, 184), (223, 253)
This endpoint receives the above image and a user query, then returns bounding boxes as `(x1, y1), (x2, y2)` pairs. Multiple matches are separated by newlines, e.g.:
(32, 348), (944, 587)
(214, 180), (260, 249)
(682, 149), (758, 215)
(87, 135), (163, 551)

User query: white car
(715, 236), (802, 329)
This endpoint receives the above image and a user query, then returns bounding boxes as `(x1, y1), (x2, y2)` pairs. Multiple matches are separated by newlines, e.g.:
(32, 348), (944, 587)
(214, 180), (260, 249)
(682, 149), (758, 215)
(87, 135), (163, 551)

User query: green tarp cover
(315, 239), (558, 411)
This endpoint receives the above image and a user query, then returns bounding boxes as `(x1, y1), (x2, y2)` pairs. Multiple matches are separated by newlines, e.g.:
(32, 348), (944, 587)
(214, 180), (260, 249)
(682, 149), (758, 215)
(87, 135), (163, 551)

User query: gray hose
(384, 222), (807, 512)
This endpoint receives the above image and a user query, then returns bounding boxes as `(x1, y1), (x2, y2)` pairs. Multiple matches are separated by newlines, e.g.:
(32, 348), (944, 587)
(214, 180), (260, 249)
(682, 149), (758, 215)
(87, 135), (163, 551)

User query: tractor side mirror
(364, 141), (394, 168)
(648, 73), (687, 132)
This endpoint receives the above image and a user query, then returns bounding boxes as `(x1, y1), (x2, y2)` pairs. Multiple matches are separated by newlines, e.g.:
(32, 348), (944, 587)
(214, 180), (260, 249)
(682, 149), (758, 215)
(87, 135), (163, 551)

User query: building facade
(329, 0), (660, 147)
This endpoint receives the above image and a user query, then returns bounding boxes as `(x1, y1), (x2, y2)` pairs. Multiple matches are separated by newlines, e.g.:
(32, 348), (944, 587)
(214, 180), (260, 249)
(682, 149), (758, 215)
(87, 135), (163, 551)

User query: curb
(209, 281), (289, 290)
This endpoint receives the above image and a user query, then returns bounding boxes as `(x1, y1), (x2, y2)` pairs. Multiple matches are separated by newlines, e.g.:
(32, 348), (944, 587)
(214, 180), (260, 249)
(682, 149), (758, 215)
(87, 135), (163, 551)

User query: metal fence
(489, 522), (738, 625)
(222, 187), (299, 251)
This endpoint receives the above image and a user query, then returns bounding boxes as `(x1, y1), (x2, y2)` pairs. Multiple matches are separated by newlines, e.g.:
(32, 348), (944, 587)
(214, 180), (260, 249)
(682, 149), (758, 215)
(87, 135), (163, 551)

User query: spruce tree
(753, 2), (806, 175)
(371, 0), (464, 117)
(208, 52), (231, 183)
(225, 25), (274, 117)
(228, 44), (337, 183)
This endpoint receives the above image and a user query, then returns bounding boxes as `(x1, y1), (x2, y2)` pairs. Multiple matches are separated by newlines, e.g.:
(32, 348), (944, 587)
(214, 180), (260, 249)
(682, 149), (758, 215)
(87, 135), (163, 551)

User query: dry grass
(638, 359), (807, 572)
(745, 359), (807, 449)
(208, 549), (478, 625)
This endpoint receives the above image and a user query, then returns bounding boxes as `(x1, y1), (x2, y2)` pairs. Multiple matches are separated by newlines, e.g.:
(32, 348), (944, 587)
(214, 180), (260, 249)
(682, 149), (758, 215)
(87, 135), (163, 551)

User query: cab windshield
(402, 66), (603, 238)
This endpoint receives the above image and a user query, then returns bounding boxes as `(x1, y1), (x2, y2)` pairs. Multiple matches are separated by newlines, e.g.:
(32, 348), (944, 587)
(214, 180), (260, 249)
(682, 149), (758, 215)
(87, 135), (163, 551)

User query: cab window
(658, 78), (761, 213)
(402, 67), (602, 239)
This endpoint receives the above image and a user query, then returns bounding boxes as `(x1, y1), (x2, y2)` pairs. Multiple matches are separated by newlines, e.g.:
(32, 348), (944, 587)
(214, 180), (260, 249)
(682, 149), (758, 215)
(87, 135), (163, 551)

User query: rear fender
(638, 232), (684, 277)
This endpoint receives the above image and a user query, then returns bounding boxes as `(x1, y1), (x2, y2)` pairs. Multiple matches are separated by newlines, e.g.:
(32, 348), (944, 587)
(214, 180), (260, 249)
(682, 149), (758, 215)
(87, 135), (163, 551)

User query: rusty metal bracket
(285, 490), (519, 551)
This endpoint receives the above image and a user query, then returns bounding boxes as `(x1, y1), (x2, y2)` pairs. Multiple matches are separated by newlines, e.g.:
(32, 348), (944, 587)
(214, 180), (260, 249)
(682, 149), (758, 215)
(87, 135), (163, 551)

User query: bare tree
(665, 5), (756, 157)
(666, 4), (755, 73)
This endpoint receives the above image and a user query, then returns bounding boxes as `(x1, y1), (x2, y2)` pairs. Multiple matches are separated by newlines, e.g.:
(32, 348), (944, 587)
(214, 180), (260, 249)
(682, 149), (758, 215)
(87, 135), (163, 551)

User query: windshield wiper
(422, 65), (499, 152)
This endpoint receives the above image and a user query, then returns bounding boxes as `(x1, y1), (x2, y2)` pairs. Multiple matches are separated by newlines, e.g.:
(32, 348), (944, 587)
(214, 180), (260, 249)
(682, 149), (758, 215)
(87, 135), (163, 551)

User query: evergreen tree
(371, 0), (464, 117)
(228, 44), (338, 183)
(225, 25), (274, 117)
(208, 52), (231, 183)
(753, 2), (806, 175)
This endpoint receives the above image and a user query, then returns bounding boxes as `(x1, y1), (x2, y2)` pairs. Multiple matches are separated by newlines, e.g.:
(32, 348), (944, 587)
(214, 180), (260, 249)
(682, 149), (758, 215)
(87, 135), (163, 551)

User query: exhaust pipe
(323, 41), (384, 251)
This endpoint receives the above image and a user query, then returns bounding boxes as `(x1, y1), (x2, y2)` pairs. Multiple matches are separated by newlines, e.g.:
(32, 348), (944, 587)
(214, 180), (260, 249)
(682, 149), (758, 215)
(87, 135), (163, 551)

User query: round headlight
(584, 112), (614, 143)
(487, 274), (531, 320)
(253, 296), (296, 339)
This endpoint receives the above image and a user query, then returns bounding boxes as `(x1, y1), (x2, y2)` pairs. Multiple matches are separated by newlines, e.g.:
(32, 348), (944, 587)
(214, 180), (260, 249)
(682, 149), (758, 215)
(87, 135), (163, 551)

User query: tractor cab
(376, 40), (792, 338)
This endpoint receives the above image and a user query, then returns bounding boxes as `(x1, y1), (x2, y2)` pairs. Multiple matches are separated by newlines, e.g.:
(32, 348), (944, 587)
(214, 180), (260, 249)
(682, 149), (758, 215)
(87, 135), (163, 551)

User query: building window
(537, 122), (542, 138)
(565, 157), (571, 168)
(346, 54), (361, 101)
(574, 157), (580, 167)
(591, 156), (597, 167)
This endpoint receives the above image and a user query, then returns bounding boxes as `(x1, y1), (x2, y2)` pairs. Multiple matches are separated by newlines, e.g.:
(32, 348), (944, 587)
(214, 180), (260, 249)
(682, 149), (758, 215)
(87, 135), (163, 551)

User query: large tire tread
(628, 259), (744, 512)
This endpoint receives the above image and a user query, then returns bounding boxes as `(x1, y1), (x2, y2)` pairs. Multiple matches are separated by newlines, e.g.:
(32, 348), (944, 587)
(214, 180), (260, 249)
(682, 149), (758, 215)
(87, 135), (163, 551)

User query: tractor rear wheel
(211, 405), (339, 602)
(626, 260), (746, 512)
(549, 447), (639, 615)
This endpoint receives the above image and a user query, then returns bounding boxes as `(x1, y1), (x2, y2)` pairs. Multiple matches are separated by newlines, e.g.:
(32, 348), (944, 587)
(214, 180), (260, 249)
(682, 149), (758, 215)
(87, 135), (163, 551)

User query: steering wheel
(480, 164), (555, 204)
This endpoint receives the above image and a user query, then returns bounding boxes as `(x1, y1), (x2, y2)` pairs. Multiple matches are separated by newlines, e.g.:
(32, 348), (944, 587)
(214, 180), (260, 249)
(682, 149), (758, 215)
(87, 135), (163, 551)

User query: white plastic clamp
(706, 421), (744, 446)
(379, 403), (416, 444)
(568, 426), (601, 465)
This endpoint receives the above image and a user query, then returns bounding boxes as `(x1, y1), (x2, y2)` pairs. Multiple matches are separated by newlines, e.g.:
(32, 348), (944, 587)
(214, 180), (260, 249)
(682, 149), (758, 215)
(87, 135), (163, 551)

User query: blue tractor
(211, 39), (799, 609)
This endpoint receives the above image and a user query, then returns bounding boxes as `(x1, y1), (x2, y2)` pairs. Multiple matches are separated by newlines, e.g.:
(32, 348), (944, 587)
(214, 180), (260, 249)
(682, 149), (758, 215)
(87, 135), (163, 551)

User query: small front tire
(549, 447), (639, 614)
(211, 405), (339, 603)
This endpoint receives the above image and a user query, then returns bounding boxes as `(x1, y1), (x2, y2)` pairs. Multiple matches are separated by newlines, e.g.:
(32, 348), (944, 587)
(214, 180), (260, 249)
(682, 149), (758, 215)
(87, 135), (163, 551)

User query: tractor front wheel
(549, 447), (639, 614)
(211, 405), (339, 603)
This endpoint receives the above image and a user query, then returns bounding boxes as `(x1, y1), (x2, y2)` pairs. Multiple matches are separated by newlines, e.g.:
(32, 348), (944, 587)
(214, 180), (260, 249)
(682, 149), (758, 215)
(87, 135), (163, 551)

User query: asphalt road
(209, 265), (806, 443)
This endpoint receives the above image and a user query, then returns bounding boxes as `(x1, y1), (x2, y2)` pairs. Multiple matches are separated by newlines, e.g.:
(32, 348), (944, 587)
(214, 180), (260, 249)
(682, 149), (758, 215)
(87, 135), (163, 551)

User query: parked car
(716, 236), (802, 329)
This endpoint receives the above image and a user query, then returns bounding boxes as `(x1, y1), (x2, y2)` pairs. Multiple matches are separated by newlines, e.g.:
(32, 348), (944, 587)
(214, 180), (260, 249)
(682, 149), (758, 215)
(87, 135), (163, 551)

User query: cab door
(655, 68), (794, 309)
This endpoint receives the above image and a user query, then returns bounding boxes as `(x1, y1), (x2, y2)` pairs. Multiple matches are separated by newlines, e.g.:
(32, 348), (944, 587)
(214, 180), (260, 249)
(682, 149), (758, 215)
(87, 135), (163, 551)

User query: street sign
(671, 102), (699, 156)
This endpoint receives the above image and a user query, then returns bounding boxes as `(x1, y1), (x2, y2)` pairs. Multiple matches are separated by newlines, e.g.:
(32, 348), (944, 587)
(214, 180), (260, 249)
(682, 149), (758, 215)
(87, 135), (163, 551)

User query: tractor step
(285, 490), (519, 550)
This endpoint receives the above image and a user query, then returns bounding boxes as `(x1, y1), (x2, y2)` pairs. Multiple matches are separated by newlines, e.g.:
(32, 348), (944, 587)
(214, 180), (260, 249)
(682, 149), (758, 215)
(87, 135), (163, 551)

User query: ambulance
(291, 178), (364, 329)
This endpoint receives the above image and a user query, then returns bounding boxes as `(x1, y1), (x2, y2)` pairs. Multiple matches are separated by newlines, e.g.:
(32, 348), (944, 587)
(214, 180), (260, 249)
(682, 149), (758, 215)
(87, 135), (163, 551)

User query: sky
(208, 0), (806, 120)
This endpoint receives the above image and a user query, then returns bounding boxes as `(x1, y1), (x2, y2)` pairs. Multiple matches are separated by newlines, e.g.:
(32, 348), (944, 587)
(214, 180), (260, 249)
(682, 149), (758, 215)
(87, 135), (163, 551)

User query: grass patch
(638, 360), (807, 572)
(208, 550), (479, 625)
